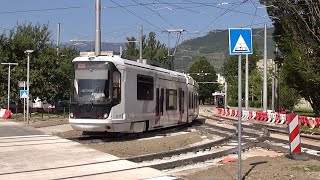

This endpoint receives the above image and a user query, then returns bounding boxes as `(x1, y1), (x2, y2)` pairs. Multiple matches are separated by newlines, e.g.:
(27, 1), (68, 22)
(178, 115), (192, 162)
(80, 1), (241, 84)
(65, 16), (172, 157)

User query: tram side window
(166, 89), (177, 110)
(137, 75), (154, 100)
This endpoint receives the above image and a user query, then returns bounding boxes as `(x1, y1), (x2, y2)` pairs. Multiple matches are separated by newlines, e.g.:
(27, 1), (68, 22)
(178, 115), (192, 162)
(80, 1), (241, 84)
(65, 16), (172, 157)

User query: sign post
(20, 89), (28, 123)
(229, 28), (252, 180)
(19, 81), (26, 122)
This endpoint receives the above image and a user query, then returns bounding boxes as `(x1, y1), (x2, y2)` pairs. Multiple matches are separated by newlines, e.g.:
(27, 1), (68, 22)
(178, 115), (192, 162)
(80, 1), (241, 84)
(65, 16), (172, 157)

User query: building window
(137, 75), (154, 100)
(166, 89), (177, 110)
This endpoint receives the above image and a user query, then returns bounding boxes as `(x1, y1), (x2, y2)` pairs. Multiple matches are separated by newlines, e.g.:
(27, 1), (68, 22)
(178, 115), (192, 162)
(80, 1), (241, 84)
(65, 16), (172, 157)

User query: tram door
(155, 87), (164, 127)
(178, 88), (185, 123)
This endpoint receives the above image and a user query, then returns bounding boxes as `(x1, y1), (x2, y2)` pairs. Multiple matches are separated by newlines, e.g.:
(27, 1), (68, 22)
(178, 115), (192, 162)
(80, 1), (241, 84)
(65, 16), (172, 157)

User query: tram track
(202, 114), (320, 141)
(65, 124), (192, 144)
(201, 114), (320, 160)
(125, 122), (271, 170)
(129, 136), (266, 170)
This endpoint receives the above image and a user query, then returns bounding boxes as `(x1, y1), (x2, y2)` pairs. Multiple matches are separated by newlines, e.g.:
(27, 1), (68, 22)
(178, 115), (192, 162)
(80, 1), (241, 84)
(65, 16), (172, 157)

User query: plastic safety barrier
(0, 109), (11, 119)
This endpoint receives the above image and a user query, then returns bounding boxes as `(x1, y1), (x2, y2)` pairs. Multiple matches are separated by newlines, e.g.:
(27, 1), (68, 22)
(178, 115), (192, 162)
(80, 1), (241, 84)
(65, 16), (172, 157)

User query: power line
(131, 0), (177, 29)
(109, 0), (164, 32)
(155, 0), (220, 17)
(0, 6), (86, 15)
(182, 0), (265, 18)
(199, 1), (246, 33)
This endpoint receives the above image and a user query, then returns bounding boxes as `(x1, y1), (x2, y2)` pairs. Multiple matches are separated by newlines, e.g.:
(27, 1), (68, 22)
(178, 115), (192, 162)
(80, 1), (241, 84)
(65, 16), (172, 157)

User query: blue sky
(0, 0), (272, 47)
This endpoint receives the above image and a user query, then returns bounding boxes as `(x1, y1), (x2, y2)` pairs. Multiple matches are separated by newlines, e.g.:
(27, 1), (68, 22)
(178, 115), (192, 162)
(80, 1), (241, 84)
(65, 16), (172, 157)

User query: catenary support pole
(1, 63), (18, 110)
(139, 25), (143, 63)
(272, 60), (275, 111)
(263, 23), (268, 112)
(56, 23), (60, 56)
(25, 50), (34, 124)
(95, 0), (101, 55)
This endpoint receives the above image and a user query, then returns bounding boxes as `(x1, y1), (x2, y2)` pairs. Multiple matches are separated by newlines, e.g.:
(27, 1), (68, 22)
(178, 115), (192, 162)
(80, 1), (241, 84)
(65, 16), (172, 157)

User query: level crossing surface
(0, 120), (173, 180)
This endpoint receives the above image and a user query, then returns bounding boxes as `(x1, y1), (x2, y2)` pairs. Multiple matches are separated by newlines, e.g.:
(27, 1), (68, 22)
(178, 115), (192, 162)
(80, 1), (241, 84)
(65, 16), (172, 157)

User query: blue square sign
(20, 90), (28, 98)
(229, 28), (253, 55)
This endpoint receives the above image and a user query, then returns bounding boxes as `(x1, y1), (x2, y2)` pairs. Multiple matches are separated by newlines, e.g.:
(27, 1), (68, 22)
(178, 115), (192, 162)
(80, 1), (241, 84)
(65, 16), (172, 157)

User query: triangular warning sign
(21, 92), (28, 98)
(233, 35), (249, 52)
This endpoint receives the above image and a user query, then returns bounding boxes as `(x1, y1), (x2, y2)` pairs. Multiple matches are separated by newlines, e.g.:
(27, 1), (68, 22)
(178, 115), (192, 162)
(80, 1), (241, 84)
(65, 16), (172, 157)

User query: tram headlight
(103, 113), (109, 119)
(70, 113), (74, 118)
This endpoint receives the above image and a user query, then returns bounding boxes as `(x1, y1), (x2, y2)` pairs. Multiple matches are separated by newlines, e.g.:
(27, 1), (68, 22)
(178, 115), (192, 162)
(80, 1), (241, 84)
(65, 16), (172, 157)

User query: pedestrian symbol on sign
(233, 35), (249, 52)
(20, 90), (28, 98)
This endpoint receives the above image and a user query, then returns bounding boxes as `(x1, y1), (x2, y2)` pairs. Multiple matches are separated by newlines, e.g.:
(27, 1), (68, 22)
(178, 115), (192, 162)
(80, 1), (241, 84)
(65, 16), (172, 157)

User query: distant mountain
(174, 27), (276, 73)
(64, 41), (126, 53)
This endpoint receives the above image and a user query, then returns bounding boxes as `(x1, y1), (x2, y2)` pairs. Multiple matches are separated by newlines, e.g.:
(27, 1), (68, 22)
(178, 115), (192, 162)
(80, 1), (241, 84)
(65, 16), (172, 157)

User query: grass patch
(299, 125), (320, 134)
(292, 165), (320, 172)
(293, 108), (315, 117)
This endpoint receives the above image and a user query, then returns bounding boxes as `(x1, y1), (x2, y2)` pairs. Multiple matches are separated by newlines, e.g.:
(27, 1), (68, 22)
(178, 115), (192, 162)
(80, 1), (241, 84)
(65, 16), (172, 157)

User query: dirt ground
(84, 132), (204, 157)
(183, 155), (320, 180)
(11, 114), (320, 179)
(14, 116), (69, 128)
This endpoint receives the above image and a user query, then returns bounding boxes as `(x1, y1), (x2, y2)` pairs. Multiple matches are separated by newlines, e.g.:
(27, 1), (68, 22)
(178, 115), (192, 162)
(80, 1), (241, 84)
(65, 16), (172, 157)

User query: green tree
(0, 23), (78, 106)
(123, 32), (170, 69)
(222, 43), (262, 107)
(188, 57), (218, 104)
(123, 36), (139, 60)
(261, 0), (320, 114)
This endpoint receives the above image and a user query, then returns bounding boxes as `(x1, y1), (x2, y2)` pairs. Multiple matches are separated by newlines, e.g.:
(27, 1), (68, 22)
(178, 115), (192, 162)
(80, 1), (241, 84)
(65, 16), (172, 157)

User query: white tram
(69, 55), (199, 133)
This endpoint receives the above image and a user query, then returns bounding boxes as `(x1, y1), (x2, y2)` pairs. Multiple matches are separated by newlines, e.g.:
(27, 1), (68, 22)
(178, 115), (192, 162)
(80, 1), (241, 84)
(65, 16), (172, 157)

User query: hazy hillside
(65, 41), (125, 52)
(174, 27), (276, 72)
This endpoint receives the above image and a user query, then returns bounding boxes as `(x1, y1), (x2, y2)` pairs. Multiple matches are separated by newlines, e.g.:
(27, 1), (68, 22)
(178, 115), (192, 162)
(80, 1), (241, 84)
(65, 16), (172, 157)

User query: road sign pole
(224, 82), (228, 109)
(23, 82), (26, 122)
(228, 28), (252, 180)
(7, 65), (11, 110)
(245, 54), (249, 110)
(237, 54), (242, 180)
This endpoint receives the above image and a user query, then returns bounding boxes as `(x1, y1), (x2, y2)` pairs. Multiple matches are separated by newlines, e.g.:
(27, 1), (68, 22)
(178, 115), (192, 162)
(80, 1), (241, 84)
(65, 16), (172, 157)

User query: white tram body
(69, 55), (199, 133)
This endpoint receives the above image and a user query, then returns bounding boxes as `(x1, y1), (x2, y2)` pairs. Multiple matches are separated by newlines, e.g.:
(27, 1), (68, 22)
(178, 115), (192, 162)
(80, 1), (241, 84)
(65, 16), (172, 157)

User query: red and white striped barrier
(0, 109), (11, 119)
(307, 117), (317, 129)
(215, 108), (320, 129)
(288, 114), (301, 154)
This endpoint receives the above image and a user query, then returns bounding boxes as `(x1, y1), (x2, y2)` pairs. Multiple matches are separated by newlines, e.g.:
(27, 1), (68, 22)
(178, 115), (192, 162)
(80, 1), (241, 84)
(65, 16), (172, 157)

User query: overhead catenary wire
(0, 6), (87, 15)
(131, 0), (177, 29)
(182, 0), (265, 18)
(198, 1), (247, 33)
(109, 0), (164, 33)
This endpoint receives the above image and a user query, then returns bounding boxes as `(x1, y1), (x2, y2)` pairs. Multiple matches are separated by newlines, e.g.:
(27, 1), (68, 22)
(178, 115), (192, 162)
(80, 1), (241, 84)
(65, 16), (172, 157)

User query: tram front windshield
(72, 62), (110, 104)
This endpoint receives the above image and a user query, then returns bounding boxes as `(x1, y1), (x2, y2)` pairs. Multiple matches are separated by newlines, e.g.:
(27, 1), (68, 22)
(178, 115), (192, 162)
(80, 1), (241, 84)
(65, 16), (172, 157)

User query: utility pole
(25, 50), (34, 124)
(139, 25), (143, 63)
(165, 29), (185, 70)
(275, 44), (279, 112)
(263, 23), (268, 112)
(245, 54), (249, 110)
(272, 60), (275, 111)
(1, 62), (18, 110)
(95, 0), (101, 56)
(56, 23), (60, 56)
(224, 82), (228, 109)
(120, 46), (123, 57)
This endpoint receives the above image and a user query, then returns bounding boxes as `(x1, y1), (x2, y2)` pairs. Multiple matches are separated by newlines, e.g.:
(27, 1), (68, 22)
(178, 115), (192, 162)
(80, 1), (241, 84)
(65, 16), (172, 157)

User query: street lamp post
(1, 62), (18, 110)
(25, 50), (34, 124)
